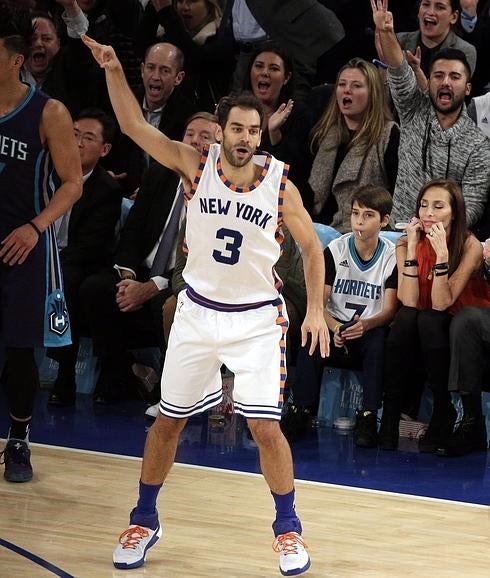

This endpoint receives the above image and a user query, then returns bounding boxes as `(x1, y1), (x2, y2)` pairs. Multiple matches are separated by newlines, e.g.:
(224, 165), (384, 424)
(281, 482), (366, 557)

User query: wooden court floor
(1, 444), (489, 578)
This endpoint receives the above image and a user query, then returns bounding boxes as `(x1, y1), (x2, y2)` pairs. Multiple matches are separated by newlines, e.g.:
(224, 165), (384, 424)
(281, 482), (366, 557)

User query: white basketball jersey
(182, 143), (288, 308)
(327, 233), (396, 321)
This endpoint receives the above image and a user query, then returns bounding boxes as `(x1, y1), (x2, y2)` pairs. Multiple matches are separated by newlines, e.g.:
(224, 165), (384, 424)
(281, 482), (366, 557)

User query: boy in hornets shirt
(283, 185), (399, 447)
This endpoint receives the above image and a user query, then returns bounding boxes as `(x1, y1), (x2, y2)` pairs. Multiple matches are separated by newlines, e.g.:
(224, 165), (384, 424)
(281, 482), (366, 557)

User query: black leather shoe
(436, 417), (488, 457)
(93, 392), (112, 405)
(47, 392), (76, 407)
(354, 410), (378, 448)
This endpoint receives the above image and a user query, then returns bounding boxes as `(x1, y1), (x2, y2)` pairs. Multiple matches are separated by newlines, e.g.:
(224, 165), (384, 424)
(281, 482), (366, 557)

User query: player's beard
(221, 140), (254, 168)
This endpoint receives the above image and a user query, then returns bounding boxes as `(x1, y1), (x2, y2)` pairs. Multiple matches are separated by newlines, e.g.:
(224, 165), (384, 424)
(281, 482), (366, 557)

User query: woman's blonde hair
(310, 58), (392, 153)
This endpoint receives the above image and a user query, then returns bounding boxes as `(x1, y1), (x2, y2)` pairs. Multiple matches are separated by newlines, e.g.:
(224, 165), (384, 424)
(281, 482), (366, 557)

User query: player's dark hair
(351, 185), (393, 218)
(0, 3), (34, 58)
(216, 92), (265, 130)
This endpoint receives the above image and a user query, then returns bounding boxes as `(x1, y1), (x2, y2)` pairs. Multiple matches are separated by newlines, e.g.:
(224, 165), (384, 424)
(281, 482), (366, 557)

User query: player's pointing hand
(81, 34), (120, 71)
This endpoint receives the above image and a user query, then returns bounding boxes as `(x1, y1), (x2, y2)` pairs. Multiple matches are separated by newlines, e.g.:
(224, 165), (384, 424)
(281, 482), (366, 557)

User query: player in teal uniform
(0, 4), (81, 483)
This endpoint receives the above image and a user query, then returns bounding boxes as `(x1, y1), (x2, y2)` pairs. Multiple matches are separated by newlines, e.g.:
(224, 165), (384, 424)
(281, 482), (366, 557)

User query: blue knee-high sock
(130, 480), (162, 530)
(271, 489), (302, 537)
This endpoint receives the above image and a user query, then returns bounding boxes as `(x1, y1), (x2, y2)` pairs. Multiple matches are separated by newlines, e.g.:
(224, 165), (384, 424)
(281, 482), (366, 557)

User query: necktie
(150, 184), (184, 276)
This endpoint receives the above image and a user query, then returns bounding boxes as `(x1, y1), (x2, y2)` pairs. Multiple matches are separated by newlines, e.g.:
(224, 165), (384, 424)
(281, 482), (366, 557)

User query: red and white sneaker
(113, 523), (162, 569)
(272, 531), (311, 576)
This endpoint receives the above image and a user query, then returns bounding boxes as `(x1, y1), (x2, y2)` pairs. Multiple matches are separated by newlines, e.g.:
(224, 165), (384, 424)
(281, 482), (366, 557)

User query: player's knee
(247, 419), (281, 446)
(152, 413), (187, 437)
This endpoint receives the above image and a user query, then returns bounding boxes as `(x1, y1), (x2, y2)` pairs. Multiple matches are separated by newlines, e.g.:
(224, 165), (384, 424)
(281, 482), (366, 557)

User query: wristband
(434, 270), (448, 277)
(372, 58), (388, 70)
(432, 262), (449, 271)
(404, 259), (418, 267)
(27, 220), (42, 238)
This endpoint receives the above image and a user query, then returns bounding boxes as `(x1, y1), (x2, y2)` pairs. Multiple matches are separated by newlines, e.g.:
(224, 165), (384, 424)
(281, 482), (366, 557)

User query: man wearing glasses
(46, 107), (122, 407)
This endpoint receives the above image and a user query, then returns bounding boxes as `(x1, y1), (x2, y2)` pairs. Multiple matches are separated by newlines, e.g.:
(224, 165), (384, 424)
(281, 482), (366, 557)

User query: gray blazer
(397, 29), (477, 75)
(246, 0), (345, 64)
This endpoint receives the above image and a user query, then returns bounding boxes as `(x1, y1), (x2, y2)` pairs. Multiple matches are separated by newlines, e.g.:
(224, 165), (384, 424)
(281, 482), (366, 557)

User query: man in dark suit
(47, 107), (122, 406)
(218, 0), (344, 96)
(79, 111), (219, 404)
(107, 41), (196, 196)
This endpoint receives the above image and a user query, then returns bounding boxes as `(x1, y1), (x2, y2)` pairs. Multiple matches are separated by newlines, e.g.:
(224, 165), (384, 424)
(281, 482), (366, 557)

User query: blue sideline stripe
(0, 538), (75, 578)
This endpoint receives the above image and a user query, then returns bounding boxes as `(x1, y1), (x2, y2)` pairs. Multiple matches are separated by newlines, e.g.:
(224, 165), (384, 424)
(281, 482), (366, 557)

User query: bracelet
(432, 262), (449, 271)
(402, 272), (418, 278)
(333, 322), (341, 334)
(404, 259), (418, 267)
(435, 270), (448, 277)
(27, 220), (42, 238)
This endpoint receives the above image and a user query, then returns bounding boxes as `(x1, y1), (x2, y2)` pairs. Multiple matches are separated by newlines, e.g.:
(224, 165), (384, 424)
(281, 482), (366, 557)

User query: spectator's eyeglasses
(74, 130), (104, 145)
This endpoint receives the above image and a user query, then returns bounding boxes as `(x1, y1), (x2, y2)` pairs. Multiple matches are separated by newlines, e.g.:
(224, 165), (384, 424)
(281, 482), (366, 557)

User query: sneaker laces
(118, 526), (150, 550)
(272, 532), (308, 556)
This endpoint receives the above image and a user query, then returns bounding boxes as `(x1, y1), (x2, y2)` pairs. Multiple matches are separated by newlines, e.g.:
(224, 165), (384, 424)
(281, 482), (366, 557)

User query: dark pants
(79, 269), (168, 395)
(383, 306), (451, 419)
(449, 306), (490, 394)
(293, 326), (389, 412)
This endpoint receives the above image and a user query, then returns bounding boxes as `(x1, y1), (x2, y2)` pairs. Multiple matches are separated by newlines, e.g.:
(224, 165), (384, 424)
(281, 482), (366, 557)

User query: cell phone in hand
(339, 319), (357, 333)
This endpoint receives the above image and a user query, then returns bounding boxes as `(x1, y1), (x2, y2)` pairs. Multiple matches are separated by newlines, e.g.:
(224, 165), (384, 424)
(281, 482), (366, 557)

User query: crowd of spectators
(2, 0), (490, 459)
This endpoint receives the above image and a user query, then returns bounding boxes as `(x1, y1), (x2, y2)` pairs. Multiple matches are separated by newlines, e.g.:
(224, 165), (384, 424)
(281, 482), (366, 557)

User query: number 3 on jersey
(213, 227), (243, 265)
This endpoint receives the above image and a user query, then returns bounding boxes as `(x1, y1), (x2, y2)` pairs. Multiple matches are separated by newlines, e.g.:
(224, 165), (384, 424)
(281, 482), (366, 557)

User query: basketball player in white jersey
(83, 35), (329, 576)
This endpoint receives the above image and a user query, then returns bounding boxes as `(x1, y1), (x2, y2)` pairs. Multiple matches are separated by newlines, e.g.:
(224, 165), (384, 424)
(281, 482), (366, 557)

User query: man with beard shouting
(371, 0), (490, 229)
(82, 34), (329, 577)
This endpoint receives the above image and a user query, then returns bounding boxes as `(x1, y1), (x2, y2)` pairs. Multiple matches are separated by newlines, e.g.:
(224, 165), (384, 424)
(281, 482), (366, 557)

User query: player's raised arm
(282, 180), (330, 358)
(81, 34), (199, 181)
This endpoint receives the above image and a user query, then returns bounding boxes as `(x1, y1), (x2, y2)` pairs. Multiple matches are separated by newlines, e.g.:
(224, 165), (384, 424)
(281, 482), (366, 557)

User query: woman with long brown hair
(379, 178), (484, 452)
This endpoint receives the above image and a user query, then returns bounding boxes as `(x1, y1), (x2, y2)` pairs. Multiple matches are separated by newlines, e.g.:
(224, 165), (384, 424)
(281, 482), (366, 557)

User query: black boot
(354, 410), (378, 448)
(437, 393), (487, 456)
(419, 401), (457, 454)
(436, 416), (488, 457)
